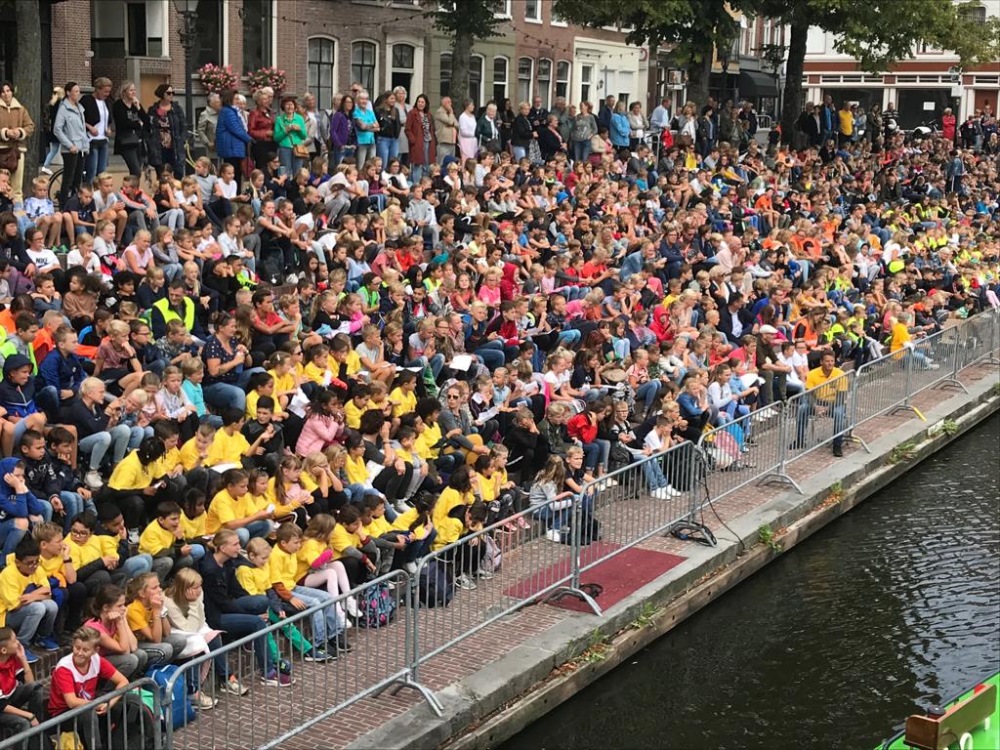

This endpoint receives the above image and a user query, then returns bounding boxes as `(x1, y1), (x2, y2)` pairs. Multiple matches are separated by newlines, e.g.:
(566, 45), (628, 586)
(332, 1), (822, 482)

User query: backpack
(707, 429), (741, 470)
(357, 582), (397, 628)
(417, 559), (455, 608)
(482, 534), (502, 574)
(149, 664), (196, 731)
(106, 691), (158, 750)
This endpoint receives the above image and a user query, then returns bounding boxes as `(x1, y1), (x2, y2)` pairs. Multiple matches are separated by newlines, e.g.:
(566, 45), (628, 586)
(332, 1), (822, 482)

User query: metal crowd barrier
(0, 677), (162, 750)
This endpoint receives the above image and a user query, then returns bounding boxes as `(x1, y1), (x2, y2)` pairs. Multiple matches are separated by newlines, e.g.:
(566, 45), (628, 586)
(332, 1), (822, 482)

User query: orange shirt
(0, 309), (14, 335)
(33, 328), (56, 365)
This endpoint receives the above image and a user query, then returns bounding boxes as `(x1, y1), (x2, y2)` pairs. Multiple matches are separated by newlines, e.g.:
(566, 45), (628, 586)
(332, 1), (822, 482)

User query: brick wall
(51, 0), (92, 89)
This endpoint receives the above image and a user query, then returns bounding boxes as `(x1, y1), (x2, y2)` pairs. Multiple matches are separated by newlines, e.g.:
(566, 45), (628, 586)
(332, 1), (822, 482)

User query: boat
(876, 672), (999, 750)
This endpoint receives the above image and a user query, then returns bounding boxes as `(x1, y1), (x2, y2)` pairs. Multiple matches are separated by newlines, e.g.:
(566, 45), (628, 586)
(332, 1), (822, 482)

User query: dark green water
(505, 415), (1000, 750)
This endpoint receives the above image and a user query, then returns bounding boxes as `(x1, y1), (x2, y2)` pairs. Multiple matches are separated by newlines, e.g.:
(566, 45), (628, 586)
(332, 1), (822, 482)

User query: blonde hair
(165, 568), (203, 617)
(107, 320), (130, 338)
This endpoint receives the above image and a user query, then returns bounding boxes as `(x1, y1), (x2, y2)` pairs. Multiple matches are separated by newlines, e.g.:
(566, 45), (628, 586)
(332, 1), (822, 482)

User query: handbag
(481, 137), (501, 154)
(117, 129), (140, 148)
(0, 148), (19, 172)
(527, 139), (542, 165)
(293, 143), (310, 159)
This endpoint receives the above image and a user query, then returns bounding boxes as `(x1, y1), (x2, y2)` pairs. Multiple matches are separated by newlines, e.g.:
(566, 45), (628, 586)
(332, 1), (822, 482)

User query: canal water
(505, 414), (1000, 750)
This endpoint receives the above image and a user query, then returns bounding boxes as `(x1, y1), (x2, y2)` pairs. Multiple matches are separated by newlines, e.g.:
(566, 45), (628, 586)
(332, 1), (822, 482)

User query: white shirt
(28, 246), (60, 270)
(218, 179), (238, 200)
(458, 112), (477, 139)
(92, 98), (110, 141)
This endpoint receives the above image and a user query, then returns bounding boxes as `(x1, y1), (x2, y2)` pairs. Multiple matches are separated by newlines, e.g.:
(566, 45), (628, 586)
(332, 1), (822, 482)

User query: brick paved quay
(161, 359), (998, 750)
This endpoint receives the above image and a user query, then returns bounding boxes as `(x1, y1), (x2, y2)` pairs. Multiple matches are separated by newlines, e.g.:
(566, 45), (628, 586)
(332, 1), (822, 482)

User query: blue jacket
(38, 350), (86, 394)
(215, 105), (251, 160)
(610, 113), (631, 148)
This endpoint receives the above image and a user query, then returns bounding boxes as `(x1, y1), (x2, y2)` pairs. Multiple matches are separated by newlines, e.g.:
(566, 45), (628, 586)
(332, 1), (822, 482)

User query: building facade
(801, 0), (1000, 128)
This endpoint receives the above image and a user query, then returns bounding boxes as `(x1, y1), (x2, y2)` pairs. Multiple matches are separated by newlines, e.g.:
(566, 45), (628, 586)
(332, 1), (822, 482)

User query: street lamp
(172, 0), (198, 162)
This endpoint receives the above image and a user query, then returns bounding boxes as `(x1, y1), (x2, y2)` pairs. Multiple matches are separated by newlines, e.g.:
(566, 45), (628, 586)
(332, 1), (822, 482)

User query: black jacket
(198, 554), (255, 628)
(717, 306), (755, 345)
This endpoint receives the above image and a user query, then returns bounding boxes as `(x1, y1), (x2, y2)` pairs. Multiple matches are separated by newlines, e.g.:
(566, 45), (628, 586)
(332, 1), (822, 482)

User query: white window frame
(517, 56), (533, 103)
(537, 57), (552, 108)
(550, 7), (567, 26)
(470, 53), (485, 106)
(492, 56), (509, 104)
(493, 0), (511, 18)
(306, 35), (338, 110)
(386, 40), (420, 93)
(579, 63), (594, 104)
(351, 39), (379, 95)
(555, 60), (570, 101)
(524, 0), (542, 23)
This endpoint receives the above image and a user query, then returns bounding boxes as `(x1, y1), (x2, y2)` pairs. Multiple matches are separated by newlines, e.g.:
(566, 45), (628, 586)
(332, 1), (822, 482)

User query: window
(92, 0), (165, 58)
(491, 0), (511, 17)
(470, 55), (484, 105)
(524, 0), (541, 22)
(493, 56), (508, 105)
(551, 7), (567, 26)
(440, 52), (452, 98)
(390, 43), (415, 91)
(242, 0), (272, 72)
(555, 61), (570, 100)
(517, 57), (533, 103)
(307, 37), (336, 109)
(537, 58), (551, 108)
(193, 0), (224, 69)
(960, 4), (987, 24)
(352, 41), (378, 94)
(580, 64), (593, 103)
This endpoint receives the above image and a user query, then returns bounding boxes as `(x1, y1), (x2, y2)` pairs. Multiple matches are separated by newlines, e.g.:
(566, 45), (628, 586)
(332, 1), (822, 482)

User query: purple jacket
(330, 110), (355, 149)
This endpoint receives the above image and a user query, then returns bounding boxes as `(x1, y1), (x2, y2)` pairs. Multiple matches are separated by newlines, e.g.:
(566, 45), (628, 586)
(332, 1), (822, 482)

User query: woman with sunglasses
(146, 83), (186, 178)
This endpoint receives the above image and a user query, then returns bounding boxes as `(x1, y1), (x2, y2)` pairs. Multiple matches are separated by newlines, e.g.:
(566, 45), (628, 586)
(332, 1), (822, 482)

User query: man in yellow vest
(150, 281), (200, 341)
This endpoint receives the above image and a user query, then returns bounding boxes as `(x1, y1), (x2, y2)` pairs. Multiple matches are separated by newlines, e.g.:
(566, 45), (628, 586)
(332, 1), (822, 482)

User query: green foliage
(758, 524), (782, 553)
(423, 0), (505, 39)
(941, 419), (959, 437)
(579, 629), (610, 663)
(889, 442), (917, 465)
(631, 602), (660, 629)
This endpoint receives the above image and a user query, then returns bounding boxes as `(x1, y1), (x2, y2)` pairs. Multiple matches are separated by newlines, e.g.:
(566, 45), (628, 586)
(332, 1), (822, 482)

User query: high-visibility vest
(0, 338), (35, 375)
(152, 297), (195, 334)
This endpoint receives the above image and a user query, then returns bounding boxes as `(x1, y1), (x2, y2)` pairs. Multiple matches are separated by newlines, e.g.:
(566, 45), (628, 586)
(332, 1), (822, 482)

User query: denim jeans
(642, 454), (671, 491)
(6, 600), (58, 644)
(204, 382), (247, 412)
(473, 342), (506, 370)
(58, 491), (98, 533)
(572, 140), (591, 164)
(375, 137), (398, 168)
(235, 519), (273, 547)
(290, 585), (342, 643)
(355, 142), (376, 167)
(795, 397), (847, 450)
(278, 146), (306, 177)
(84, 140), (109, 184)
(78, 424), (132, 471)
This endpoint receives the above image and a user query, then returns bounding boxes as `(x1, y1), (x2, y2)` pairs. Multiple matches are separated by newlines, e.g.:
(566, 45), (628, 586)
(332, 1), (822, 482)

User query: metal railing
(4, 309), (997, 750)
(0, 677), (162, 750)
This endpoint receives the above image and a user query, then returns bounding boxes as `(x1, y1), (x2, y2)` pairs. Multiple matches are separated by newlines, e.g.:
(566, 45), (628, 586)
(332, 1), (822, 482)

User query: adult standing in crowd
(247, 86), (276, 170)
(274, 95), (308, 177)
(571, 100), (597, 164)
(352, 90), (378, 168)
(457, 99), (478, 162)
(330, 94), (356, 168)
(0, 81), (34, 203)
(405, 94), (435, 181)
(147, 82), (186, 178)
(198, 92), (221, 164)
(53, 81), (88, 208)
(302, 92), (328, 163)
(215, 88), (251, 191)
(393, 86), (412, 167)
(111, 80), (147, 177)
(374, 91), (402, 169)
(434, 96), (457, 164)
(81, 77), (113, 183)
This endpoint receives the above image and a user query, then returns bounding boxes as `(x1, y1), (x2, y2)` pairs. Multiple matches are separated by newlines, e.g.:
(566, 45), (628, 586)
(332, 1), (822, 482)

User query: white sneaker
(404, 562), (417, 575)
(40, 167), (52, 176)
(662, 485), (682, 498)
(344, 596), (360, 620)
(651, 487), (669, 499)
(599, 477), (618, 488)
(545, 529), (563, 542)
(84, 470), (104, 490)
(195, 692), (218, 710)
(285, 273), (298, 284)
(394, 500), (409, 515)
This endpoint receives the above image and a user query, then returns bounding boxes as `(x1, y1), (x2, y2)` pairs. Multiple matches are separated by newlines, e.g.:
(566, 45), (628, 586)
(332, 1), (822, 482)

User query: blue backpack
(357, 582), (397, 628)
(148, 664), (196, 730)
(418, 560), (455, 608)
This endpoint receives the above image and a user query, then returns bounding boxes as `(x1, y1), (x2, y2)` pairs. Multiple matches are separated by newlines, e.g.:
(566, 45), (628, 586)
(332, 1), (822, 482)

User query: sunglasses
(165, 91), (175, 96)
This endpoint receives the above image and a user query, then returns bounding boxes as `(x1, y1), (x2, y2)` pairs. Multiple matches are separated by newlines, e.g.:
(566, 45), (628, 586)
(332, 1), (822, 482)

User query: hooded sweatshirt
(0, 354), (39, 420)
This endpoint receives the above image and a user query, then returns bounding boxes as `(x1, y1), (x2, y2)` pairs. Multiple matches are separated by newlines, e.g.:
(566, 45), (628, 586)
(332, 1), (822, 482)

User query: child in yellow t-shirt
(139, 500), (203, 582)
(343, 384), (371, 431)
(125, 572), (187, 670)
(388, 371), (418, 419)
(180, 489), (209, 544)
(235, 538), (316, 664)
(179, 423), (215, 472)
(32, 522), (77, 632)
(0, 539), (56, 653)
(206, 469), (273, 546)
(303, 344), (332, 386)
(206, 411), (272, 468)
(296, 515), (356, 620)
(329, 506), (377, 588)
(268, 524), (345, 654)
(359, 495), (409, 575)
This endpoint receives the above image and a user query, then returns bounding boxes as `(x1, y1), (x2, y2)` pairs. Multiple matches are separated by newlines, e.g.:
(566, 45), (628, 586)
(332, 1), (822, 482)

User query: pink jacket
(295, 414), (342, 456)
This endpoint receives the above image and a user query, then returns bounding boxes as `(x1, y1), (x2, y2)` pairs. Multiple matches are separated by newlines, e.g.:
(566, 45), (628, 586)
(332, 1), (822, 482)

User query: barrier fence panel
(962, 307), (1000, 368)
(784, 369), (858, 466)
(411, 501), (585, 673)
(0, 677), (161, 750)
(698, 405), (792, 498)
(904, 325), (964, 399)
(571, 441), (698, 589)
(852, 350), (915, 429)
(163, 570), (430, 750)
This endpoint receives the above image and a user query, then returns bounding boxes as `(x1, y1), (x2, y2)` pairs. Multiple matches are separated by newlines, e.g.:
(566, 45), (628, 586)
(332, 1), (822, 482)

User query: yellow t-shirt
(889, 321), (911, 353)
(838, 109), (853, 136)
(415, 420), (442, 460)
(344, 350), (361, 377)
(389, 387), (416, 418)
(294, 538), (329, 583)
(345, 455), (369, 486)
(158, 447), (181, 477)
(0, 558), (49, 627)
(363, 515), (392, 539)
(138, 520), (176, 557)
(38, 554), (66, 588)
(178, 437), (206, 471)
(432, 516), (465, 551)
(206, 429), (250, 467)
(344, 399), (366, 430)
(804, 366), (848, 404)
(125, 600), (154, 634)
(268, 369), (296, 398)
(329, 525), (362, 559)
(432, 487), (472, 528)
(108, 452), (159, 491)
(206, 490), (258, 534)
(303, 362), (328, 386)
(268, 544), (299, 590)
(265, 477), (307, 520)
(477, 471), (498, 505)
(180, 511), (207, 540)
(235, 564), (271, 597)
(66, 534), (117, 570)
(391, 508), (429, 540)
(246, 389), (284, 419)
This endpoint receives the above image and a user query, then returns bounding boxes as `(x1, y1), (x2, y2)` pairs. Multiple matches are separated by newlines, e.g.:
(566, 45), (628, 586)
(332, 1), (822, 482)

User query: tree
(14, 0), (42, 179)
(554, 0), (740, 106)
(424, 1), (505, 107)
(748, 0), (998, 144)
